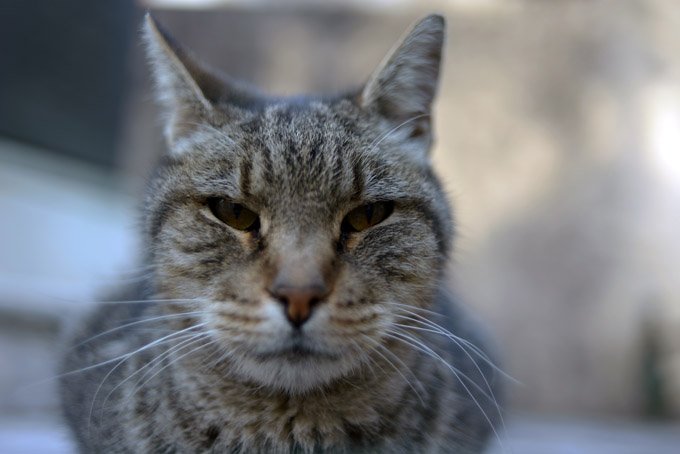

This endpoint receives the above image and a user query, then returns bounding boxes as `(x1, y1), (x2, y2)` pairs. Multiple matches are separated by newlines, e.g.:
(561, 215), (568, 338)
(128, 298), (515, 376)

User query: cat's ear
(360, 15), (445, 141)
(143, 14), (234, 147)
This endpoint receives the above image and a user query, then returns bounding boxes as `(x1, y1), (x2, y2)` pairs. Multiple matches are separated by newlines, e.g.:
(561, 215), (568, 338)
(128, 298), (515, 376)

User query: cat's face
(143, 14), (451, 391)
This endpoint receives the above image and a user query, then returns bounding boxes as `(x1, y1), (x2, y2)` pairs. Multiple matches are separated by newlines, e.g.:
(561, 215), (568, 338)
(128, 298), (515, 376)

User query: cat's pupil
(365, 204), (374, 224)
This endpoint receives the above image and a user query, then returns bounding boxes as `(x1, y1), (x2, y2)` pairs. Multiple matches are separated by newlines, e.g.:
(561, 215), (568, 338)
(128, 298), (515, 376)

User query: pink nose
(270, 284), (327, 328)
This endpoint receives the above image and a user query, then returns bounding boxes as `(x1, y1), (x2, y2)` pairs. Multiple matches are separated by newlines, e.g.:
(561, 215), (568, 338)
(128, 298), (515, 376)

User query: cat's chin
(233, 348), (360, 394)
(253, 344), (340, 362)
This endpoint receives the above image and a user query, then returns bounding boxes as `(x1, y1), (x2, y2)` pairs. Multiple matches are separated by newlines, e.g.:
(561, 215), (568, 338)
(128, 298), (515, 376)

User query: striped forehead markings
(239, 159), (252, 198)
(351, 158), (365, 201)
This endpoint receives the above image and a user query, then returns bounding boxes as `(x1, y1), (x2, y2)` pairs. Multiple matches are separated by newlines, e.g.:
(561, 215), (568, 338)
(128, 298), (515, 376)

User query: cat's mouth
(253, 334), (340, 362)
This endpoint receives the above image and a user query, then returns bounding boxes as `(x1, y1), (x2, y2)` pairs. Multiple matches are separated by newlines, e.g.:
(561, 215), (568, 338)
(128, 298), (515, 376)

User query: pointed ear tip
(416, 14), (446, 34)
(142, 13), (176, 54)
(142, 12), (160, 42)
(401, 14), (445, 49)
(424, 14), (445, 26)
(143, 12), (156, 29)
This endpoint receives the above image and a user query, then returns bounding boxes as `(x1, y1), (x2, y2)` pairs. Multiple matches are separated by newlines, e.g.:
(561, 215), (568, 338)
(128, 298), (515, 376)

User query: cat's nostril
(270, 285), (327, 328)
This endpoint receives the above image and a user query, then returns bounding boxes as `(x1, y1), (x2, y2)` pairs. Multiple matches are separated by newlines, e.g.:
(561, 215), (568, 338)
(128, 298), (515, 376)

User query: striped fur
(60, 14), (501, 453)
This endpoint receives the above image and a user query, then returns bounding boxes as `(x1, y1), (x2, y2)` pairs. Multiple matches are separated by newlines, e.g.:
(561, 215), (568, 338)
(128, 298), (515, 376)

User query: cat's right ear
(359, 15), (445, 148)
(143, 14), (227, 148)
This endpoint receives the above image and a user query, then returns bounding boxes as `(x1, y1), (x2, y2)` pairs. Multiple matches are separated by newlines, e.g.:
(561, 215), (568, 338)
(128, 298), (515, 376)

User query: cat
(59, 13), (502, 453)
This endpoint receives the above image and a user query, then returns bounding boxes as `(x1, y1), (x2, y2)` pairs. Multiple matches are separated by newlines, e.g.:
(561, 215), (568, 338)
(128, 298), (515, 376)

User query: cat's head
(143, 14), (453, 392)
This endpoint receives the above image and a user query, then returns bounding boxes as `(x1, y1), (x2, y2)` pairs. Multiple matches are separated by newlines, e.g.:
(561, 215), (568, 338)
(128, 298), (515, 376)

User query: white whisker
(391, 309), (517, 383)
(98, 331), (211, 421)
(360, 334), (426, 405)
(384, 329), (505, 453)
(85, 323), (208, 435)
(72, 311), (205, 349)
(367, 114), (430, 154)
(393, 320), (508, 439)
(128, 337), (213, 400)
(97, 298), (199, 305)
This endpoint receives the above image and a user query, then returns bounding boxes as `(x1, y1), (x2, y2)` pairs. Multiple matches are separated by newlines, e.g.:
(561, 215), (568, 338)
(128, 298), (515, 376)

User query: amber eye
(342, 201), (394, 233)
(207, 198), (260, 231)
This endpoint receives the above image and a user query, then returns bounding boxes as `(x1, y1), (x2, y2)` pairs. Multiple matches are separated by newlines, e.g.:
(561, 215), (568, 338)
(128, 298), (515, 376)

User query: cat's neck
(159, 342), (431, 447)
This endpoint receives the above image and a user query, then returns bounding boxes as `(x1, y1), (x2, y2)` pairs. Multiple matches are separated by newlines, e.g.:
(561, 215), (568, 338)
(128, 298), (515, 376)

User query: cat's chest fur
(102, 320), (451, 453)
(159, 368), (399, 451)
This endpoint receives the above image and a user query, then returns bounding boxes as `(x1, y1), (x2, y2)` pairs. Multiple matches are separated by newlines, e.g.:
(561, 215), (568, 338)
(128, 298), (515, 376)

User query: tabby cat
(60, 13), (502, 453)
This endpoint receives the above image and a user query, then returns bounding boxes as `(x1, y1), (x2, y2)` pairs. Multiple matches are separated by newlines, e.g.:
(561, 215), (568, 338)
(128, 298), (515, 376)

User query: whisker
(360, 334), (426, 405)
(99, 332), (210, 412)
(72, 310), (205, 350)
(98, 332), (212, 425)
(366, 113), (430, 154)
(394, 308), (494, 362)
(134, 333), (211, 388)
(385, 329), (494, 401)
(195, 335), (229, 371)
(394, 322), (494, 383)
(393, 315), (518, 385)
(31, 322), (206, 389)
(389, 301), (448, 319)
(393, 321), (508, 438)
(348, 339), (382, 383)
(127, 337), (213, 401)
(392, 310), (517, 383)
(85, 322), (207, 435)
(384, 329), (505, 453)
(203, 344), (233, 371)
(97, 298), (199, 305)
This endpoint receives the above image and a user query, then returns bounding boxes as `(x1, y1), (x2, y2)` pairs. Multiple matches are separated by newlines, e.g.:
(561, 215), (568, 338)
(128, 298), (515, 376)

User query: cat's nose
(269, 284), (328, 328)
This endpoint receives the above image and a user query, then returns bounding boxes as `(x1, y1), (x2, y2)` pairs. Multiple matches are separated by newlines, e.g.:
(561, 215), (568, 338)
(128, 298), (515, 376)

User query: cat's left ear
(143, 14), (253, 148)
(360, 15), (445, 144)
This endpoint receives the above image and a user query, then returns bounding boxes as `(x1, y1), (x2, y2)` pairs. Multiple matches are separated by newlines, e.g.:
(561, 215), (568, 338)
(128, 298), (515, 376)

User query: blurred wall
(436, 0), (680, 417)
(0, 0), (136, 166)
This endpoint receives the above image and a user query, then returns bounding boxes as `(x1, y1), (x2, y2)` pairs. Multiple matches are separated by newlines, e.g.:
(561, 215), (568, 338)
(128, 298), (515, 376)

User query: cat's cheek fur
(152, 201), (260, 288)
(350, 221), (441, 285)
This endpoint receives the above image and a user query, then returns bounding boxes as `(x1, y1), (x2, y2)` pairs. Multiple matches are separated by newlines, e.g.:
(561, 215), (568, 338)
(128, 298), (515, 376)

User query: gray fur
(60, 14), (502, 453)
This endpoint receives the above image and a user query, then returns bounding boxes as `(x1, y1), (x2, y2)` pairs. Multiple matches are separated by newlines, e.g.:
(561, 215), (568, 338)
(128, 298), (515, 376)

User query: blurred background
(1, 0), (680, 452)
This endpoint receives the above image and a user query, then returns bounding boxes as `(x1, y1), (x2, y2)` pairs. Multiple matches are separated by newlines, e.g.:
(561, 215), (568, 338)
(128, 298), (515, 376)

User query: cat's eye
(342, 201), (394, 233)
(207, 198), (259, 231)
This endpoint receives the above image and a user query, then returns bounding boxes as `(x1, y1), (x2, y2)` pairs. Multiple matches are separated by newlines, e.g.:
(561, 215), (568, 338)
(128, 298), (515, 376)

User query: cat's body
(60, 14), (501, 453)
